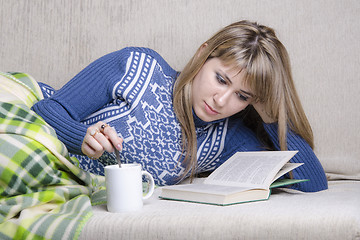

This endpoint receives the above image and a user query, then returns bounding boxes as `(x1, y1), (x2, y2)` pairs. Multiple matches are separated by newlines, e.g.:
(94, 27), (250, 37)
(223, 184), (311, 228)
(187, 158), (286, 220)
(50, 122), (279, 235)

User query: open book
(159, 151), (308, 206)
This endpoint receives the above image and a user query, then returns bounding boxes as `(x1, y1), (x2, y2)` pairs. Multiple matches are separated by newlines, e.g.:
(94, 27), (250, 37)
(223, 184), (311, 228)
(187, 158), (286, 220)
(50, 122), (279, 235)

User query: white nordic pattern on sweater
(79, 51), (228, 185)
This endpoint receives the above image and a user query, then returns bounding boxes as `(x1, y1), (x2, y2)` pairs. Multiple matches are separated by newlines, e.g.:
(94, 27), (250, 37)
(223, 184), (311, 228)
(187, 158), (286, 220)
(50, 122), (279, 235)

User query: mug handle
(141, 171), (155, 200)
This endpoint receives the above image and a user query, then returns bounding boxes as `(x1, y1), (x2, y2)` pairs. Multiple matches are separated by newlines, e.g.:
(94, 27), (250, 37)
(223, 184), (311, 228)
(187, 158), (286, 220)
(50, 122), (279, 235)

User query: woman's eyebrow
(240, 89), (254, 97)
(221, 71), (233, 84)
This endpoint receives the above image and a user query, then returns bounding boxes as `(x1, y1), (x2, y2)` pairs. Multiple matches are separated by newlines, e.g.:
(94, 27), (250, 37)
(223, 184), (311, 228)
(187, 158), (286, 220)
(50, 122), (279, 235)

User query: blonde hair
(173, 20), (314, 179)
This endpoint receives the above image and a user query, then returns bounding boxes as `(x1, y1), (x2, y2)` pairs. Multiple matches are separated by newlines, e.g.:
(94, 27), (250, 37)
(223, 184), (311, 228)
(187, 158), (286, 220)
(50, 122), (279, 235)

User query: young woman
(32, 20), (328, 191)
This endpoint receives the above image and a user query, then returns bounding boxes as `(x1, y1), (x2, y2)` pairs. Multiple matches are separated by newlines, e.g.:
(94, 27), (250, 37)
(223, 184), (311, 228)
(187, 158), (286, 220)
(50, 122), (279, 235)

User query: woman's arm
(223, 118), (328, 192)
(263, 123), (328, 192)
(32, 48), (131, 154)
(251, 101), (328, 192)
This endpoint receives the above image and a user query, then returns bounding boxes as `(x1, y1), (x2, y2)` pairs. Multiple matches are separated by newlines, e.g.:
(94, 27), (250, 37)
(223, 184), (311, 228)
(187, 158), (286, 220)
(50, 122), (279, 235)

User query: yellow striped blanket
(0, 72), (105, 240)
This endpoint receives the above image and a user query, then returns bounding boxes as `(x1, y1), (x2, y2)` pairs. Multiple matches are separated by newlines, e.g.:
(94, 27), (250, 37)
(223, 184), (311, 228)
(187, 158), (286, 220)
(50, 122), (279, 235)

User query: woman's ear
(200, 43), (208, 51)
(197, 43), (208, 58)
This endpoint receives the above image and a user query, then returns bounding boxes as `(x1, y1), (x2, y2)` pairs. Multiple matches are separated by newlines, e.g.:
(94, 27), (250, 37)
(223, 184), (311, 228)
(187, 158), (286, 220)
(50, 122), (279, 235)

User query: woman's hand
(81, 121), (123, 159)
(251, 100), (276, 124)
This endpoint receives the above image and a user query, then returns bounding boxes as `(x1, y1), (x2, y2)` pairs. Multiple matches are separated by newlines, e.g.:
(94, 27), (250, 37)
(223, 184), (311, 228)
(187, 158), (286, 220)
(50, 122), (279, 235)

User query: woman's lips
(204, 102), (219, 115)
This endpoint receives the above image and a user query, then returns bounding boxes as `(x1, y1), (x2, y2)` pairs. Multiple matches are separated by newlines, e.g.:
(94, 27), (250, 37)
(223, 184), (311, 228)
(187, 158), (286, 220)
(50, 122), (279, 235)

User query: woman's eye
(238, 93), (249, 101)
(216, 73), (226, 84)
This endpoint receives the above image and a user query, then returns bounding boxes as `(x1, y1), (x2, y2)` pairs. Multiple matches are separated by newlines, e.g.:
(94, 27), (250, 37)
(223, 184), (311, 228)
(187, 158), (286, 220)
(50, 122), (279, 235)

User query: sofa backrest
(1, 0), (359, 180)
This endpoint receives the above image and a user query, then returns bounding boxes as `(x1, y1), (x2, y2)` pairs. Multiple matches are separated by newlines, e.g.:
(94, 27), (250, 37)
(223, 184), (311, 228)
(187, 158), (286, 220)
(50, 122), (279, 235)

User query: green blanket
(0, 72), (105, 240)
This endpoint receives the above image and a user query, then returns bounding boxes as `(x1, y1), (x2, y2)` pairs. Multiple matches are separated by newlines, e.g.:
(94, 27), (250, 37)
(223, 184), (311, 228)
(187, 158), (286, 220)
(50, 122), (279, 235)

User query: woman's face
(192, 57), (254, 122)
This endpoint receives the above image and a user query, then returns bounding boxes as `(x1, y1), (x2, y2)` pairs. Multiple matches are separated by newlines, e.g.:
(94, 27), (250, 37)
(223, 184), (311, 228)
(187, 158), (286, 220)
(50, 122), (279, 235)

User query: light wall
(1, 0), (359, 178)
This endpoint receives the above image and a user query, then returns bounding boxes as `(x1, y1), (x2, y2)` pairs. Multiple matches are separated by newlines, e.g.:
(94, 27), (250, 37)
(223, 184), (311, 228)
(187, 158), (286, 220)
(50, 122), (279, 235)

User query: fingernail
(117, 144), (122, 151)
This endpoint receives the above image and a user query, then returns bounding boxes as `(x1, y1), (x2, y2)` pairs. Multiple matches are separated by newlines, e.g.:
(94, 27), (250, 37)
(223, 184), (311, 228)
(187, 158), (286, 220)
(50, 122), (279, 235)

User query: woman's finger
(93, 128), (114, 153)
(82, 133), (104, 158)
(99, 122), (123, 151)
(82, 121), (123, 159)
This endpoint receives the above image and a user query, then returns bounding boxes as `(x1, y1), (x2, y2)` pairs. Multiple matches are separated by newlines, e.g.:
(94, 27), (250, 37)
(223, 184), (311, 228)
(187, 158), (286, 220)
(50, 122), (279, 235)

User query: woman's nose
(214, 90), (231, 107)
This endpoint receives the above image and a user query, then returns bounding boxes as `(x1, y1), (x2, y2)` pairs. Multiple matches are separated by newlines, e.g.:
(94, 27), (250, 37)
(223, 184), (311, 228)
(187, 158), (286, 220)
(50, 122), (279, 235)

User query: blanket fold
(0, 72), (105, 240)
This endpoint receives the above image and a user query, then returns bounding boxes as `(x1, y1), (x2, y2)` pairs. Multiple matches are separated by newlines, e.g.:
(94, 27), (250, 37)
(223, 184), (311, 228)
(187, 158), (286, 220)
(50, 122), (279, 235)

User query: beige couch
(1, 0), (359, 239)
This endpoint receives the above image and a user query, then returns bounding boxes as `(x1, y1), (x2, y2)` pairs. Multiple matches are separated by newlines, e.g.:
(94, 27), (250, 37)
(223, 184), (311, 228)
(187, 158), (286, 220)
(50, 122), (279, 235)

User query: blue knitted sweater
(32, 47), (328, 191)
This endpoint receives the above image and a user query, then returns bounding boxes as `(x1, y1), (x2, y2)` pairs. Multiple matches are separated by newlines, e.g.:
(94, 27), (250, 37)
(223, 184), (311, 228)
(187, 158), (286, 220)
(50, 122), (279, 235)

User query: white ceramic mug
(105, 164), (155, 213)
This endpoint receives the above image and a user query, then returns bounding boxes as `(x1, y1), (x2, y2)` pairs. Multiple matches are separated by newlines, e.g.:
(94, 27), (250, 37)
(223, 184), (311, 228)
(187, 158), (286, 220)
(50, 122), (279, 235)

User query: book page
(204, 151), (298, 188)
(162, 183), (253, 195)
(273, 162), (303, 181)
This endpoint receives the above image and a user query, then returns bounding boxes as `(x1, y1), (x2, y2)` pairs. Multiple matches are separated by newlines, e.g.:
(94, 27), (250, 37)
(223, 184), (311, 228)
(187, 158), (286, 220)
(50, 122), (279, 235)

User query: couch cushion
(80, 181), (360, 240)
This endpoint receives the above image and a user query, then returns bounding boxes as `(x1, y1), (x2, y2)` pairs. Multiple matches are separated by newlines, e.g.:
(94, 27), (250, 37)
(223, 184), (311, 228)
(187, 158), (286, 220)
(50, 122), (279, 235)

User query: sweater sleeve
(263, 123), (328, 192)
(31, 48), (131, 154)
